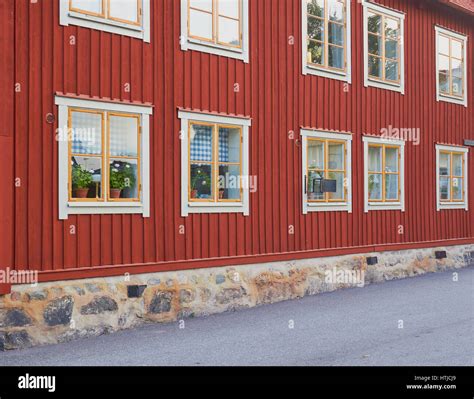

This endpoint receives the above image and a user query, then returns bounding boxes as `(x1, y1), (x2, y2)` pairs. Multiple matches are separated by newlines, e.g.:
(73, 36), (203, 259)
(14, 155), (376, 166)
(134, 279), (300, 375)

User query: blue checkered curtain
(190, 124), (213, 161)
(70, 111), (102, 155)
(109, 115), (139, 157)
(218, 128), (229, 162)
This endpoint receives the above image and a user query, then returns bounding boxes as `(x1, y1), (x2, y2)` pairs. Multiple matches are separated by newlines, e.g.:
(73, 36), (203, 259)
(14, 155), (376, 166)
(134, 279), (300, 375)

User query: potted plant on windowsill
(72, 165), (93, 199)
(190, 170), (211, 199)
(110, 166), (126, 199)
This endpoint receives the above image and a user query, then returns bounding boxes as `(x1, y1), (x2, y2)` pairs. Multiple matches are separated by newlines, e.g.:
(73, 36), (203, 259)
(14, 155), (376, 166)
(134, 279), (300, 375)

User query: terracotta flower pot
(219, 190), (225, 199)
(110, 188), (122, 199)
(191, 189), (198, 198)
(74, 188), (89, 198)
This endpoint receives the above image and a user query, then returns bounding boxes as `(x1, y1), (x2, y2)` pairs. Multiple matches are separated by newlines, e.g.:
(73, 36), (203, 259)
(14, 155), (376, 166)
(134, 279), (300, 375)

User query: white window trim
(59, 0), (151, 43)
(362, 0), (405, 94)
(435, 26), (468, 107)
(301, 129), (352, 214)
(301, 0), (352, 83)
(180, 0), (249, 63)
(363, 135), (405, 212)
(435, 144), (469, 211)
(55, 95), (153, 220)
(178, 110), (251, 216)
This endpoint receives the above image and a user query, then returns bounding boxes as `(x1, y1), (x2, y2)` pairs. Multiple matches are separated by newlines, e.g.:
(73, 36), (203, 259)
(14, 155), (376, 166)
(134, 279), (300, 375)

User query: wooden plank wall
(2, 0), (473, 281)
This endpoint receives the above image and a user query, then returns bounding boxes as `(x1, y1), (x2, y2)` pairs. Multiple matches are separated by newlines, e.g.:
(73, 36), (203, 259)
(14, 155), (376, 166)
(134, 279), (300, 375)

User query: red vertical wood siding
(1, 0), (473, 282)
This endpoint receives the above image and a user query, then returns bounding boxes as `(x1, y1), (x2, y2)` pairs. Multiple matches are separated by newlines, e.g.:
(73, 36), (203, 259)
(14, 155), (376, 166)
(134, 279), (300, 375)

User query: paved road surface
(1, 267), (473, 366)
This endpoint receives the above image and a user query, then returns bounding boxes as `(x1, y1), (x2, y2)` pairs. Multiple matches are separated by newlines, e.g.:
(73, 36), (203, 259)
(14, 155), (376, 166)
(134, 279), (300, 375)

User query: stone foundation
(1, 244), (473, 350)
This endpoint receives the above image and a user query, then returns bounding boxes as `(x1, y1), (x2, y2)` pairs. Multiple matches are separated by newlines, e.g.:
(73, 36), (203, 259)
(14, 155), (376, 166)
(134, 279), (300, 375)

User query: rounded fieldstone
(4, 330), (31, 350)
(0, 309), (32, 328)
(215, 274), (226, 284)
(43, 296), (74, 326)
(148, 291), (173, 314)
(80, 296), (118, 315)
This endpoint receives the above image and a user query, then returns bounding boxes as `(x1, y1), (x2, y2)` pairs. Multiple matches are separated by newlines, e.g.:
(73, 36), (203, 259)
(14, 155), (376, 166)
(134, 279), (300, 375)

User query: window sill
(188, 201), (243, 208)
(185, 202), (247, 215)
(437, 202), (468, 211)
(69, 11), (143, 32)
(366, 202), (404, 212)
(182, 39), (248, 63)
(68, 202), (143, 208)
(365, 78), (404, 94)
(306, 202), (352, 213)
(437, 93), (467, 107)
(303, 64), (351, 83)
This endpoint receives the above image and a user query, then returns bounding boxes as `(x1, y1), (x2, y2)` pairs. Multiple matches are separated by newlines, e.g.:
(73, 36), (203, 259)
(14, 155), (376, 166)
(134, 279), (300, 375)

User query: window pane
(452, 76), (462, 96)
(328, 142), (344, 170)
(438, 35), (450, 56)
(307, 0), (324, 17)
(385, 174), (398, 200)
(385, 147), (398, 172)
(438, 55), (450, 74)
(308, 16), (324, 41)
(328, 45), (344, 69)
(451, 59), (463, 96)
(308, 140), (324, 169)
(384, 17), (399, 39)
(368, 146), (382, 172)
(327, 171), (345, 201)
(190, 163), (213, 200)
(218, 164), (241, 200)
(451, 39), (462, 59)
(368, 174), (382, 200)
(452, 153), (463, 176)
(385, 60), (398, 82)
(70, 111), (103, 155)
(218, 0), (239, 18)
(109, 114), (138, 157)
(109, 158), (139, 199)
(368, 12), (381, 34)
(439, 72), (450, 94)
(190, 124), (213, 162)
(385, 39), (398, 59)
(189, 0), (213, 12)
(108, 0), (139, 24)
(368, 56), (382, 78)
(70, 0), (103, 15)
(307, 170), (324, 200)
(328, 22), (344, 46)
(328, 0), (344, 23)
(308, 41), (323, 65)
(439, 177), (450, 200)
(189, 9), (213, 40)
(71, 156), (102, 199)
(219, 127), (240, 163)
(218, 16), (240, 46)
(439, 153), (450, 176)
(368, 34), (381, 55)
(452, 178), (463, 200)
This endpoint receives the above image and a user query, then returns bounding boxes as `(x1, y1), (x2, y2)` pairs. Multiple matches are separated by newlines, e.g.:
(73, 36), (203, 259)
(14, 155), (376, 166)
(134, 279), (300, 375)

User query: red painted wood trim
(32, 238), (474, 284)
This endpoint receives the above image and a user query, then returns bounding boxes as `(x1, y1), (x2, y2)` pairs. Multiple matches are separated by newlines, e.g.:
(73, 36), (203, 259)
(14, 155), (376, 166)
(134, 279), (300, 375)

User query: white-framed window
(362, 0), (405, 94)
(436, 144), (468, 210)
(301, 129), (352, 213)
(363, 135), (405, 212)
(59, 0), (151, 42)
(301, 0), (352, 83)
(178, 109), (251, 216)
(435, 26), (468, 107)
(180, 0), (249, 63)
(55, 95), (152, 220)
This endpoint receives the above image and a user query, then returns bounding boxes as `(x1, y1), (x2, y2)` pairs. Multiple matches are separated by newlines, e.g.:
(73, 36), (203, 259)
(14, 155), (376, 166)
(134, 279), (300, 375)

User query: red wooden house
(0, 0), (472, 347)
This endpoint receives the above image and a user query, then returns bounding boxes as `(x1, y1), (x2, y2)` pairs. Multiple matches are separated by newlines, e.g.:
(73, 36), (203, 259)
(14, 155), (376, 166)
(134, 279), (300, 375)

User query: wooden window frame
(436, 144), (468, 211)
(56, 95), (152, 220)
(180, 0), (249, 63)
(366, 144), (401, 203)
(302, 0), (352, 83)
(60, 0), (150, 42)
(179, 110), (251, 216)
(301, 129), (352, 214)
(363, 136), (405, 212)
(435, 26), (468, 107)
(362, 0), (405, 94)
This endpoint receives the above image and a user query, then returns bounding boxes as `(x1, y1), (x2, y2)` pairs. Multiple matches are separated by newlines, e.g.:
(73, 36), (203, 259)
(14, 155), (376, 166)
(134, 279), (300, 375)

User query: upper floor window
(55, 95), (152, 219)
(435, 26), (468, 107)
(178, 110), (251, 216)
(302, 0), (351, 82)
(436, 144), (468, 210)
(362, 1), (405, 93)
(301, 129), (352, 213)
(363, 136), (405, 212)
(60, 0), (150, 42)
(180, 0), (249, 63)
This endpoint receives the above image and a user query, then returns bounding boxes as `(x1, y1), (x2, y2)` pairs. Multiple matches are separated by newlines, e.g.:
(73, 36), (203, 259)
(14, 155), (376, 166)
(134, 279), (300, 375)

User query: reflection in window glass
(437, 33), (465, 99)
(439, 151), (465, 203)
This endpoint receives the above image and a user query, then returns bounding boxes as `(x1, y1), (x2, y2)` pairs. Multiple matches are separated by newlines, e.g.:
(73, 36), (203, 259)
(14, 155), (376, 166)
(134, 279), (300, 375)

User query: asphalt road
(1, 267), (473, 366)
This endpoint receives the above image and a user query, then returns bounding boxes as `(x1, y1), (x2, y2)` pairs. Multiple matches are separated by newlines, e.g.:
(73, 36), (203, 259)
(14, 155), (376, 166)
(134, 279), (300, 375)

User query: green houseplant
(109, 166), (126, 199)
(191, 169), (211, 199)
(72, 165), (93, 198)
